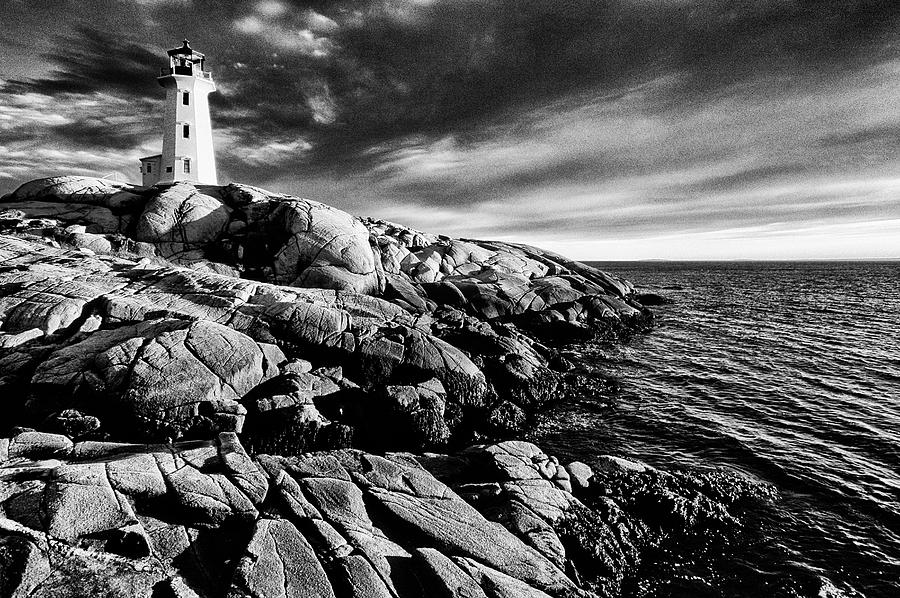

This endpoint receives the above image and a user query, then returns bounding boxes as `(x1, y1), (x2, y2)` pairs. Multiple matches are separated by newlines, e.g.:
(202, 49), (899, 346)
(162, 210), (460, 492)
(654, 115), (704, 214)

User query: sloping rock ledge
(0, 176), (652, 448)
(0, 176), (721, 598)
(0, 432), (771, 598)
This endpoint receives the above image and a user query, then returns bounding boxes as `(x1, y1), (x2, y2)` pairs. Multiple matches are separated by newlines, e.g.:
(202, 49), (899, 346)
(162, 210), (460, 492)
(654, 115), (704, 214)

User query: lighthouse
(140, 40), (217, 186)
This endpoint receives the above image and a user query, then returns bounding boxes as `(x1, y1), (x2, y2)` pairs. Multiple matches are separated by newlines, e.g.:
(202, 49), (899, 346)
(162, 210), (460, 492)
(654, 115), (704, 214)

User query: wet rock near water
(0, 433), (769, 598)
(632, 293), (674, 306)
(0, 175), (718, 598)
(0, 233), (488, 448)
(0, 176), (652, 448)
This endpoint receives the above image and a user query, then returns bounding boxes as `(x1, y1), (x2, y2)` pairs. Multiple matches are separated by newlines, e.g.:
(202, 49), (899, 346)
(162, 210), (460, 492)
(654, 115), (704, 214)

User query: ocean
(531, 261), (900, 597)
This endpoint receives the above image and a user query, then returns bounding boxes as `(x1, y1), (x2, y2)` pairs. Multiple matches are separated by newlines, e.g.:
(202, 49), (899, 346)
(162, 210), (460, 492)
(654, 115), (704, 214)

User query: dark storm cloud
(1, 0), (899, 257)
(8, 1), (900, 159)
(51, 120), (151, 151)
(7, 27), (162, 99)
(186, 0), (900, 217)
(281, 0), (900, 147)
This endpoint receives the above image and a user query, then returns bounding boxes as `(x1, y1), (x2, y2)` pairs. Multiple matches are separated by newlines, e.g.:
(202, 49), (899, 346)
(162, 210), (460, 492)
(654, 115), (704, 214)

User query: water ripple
(534, 261), (900, 597)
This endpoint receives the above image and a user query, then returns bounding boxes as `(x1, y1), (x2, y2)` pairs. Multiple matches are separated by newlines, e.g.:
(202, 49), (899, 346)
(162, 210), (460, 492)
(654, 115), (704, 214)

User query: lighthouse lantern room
(140, 40), (217, 186)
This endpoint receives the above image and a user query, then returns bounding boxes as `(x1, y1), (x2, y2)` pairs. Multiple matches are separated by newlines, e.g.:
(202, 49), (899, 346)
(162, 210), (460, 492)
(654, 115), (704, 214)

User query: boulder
(370, 378), (451, 448)
(227, 518), (334, 598)
(266, 199), (381, 294)
(6, 431), (73, 461)
(1, 177), (648, 341)
(0, 429), (768, 598)
(136, 183), (231, 247)
(0, 176), (143, 208)
(454, 557), (555, 598)
(0, 236), (496, 445)
(29, 318), (265, 438)
(0, 175), (653, 451)
(565, 462), (594, 491)
(43, 462), (140, 544)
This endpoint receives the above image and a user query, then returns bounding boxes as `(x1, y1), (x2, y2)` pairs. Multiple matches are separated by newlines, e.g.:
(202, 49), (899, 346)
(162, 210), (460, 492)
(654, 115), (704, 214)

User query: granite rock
(0, 430), (769, 598)
(0, 177), (652, 445)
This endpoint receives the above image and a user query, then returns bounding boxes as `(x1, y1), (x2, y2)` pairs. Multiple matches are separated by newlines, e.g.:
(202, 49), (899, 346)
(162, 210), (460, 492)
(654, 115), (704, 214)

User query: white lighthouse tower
(140, 40), (217, 186)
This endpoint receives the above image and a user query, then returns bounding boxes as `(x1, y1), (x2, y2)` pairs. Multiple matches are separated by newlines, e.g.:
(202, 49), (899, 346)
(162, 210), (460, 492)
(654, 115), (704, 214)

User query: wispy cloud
(1, 0), (899, 258)
(233, 2), (338, 56)
(0, 92), (72, 128)
(235, 138), (313, 166)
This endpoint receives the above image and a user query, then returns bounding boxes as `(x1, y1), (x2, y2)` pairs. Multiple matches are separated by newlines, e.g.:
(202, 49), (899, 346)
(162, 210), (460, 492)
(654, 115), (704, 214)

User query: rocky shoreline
(0, 430), (609, 597)
(0, 177), (764, 598)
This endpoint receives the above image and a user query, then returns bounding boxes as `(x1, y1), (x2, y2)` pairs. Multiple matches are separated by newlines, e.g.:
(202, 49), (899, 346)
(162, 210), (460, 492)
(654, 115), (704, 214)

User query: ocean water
(531, 261), (900, 597)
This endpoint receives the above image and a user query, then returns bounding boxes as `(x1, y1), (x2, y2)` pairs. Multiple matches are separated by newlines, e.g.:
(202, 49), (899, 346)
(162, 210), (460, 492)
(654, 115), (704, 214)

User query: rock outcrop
(0, 175), (773, 598)
(0, 177), (651, 448)
(0, 177), (382, 293)
(0, 433), (769, 598)
(0, 234), (485, 447)
(0, 177), (649, 338)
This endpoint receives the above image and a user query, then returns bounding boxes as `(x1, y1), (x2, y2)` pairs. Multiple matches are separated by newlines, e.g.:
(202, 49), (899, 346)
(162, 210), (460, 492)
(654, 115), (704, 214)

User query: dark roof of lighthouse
(167, 39), (205, 58)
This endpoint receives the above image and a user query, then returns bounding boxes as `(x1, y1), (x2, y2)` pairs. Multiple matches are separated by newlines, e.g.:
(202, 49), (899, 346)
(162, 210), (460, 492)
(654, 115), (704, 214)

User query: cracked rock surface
(0, 176), (774, 598)
(0, 177), (651, 447)
(0, 234), (486, 446)
(0, 434), (605, 598)
(0, 433), (768, 598)
(0, 176), (649, 337)
(0, 175), (721, 598)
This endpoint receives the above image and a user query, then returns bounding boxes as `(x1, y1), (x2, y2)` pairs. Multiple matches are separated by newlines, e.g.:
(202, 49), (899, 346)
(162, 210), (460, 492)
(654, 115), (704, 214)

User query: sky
(1, 0), (899, 259)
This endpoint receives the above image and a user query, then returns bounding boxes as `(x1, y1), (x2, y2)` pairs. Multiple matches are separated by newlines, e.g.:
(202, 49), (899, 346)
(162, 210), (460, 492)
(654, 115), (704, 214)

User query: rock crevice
(0, 176), (722, 598)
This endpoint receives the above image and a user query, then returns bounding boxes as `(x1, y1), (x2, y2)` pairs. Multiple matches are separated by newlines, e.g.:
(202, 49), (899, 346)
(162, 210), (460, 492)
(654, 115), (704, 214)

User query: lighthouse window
(183, 124), (190, 138)
(183, 158), (191, 173)
(182, 91), (190, 105)
(146, 163), (152, 173)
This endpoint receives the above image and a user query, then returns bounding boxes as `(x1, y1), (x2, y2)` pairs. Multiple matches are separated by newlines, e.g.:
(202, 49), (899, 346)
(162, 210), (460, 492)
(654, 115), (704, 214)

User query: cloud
(126, 0), (192, 5)
(265, 55), (900, 259)
(538, 218), (900, 261)
(301, 9), (339, 33)
(255, 1), (288, 17)
(1, 1), (900, 258)
(0, 141), (143, 187)
(0, 92), (72, 129)
(236, 138), (313, 166)
(233, 4), (338, 56)
(10, 28), (162, 99)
